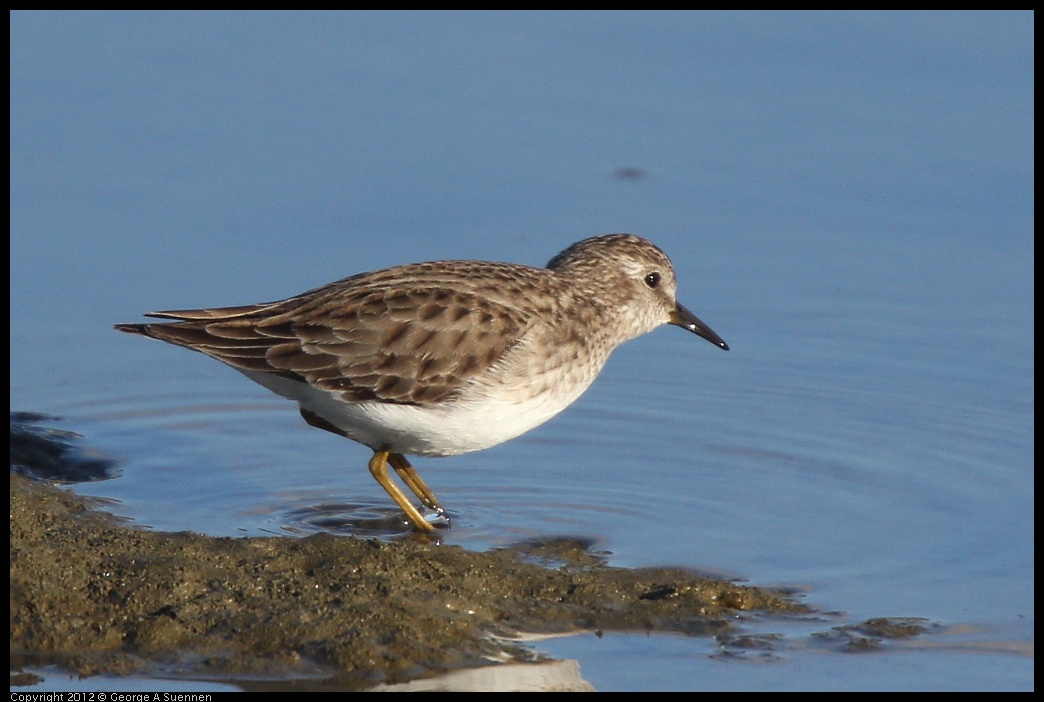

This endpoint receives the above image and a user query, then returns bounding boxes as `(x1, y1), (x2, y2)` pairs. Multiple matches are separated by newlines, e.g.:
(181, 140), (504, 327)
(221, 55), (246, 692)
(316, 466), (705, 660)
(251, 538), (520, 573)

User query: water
(10, 11), (1033, 691)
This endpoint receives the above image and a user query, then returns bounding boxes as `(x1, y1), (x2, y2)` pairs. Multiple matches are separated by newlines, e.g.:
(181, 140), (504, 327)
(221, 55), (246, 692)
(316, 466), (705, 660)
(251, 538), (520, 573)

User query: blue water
(10, 11), (1032, 691)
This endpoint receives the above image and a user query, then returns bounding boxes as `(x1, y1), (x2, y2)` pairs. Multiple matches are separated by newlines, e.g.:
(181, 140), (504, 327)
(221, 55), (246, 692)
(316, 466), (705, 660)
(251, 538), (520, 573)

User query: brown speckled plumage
(116, 234), (728, 532)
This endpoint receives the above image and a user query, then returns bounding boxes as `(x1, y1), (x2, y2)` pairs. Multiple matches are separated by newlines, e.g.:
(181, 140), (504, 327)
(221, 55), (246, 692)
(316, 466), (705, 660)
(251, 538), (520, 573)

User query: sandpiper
(116, 234), (728, 532)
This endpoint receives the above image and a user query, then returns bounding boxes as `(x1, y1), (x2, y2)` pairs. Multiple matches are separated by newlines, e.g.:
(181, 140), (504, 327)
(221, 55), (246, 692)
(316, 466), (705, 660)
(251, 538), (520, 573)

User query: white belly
(240, 369), (595, 457)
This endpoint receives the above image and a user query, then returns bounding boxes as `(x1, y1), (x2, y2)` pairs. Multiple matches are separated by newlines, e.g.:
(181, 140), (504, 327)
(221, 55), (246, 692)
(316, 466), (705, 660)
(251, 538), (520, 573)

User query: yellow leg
(388, 452), (446, 519)
(368, 450), (435, 532)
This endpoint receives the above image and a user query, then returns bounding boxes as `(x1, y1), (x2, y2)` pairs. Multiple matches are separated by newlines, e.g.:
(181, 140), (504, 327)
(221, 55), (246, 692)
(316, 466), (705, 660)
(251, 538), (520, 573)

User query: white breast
(239, 368), (597, 457)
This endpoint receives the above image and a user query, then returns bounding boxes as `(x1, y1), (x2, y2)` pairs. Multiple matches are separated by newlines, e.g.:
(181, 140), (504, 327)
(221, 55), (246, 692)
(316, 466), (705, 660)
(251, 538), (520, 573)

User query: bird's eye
(644, 272), (661, 288)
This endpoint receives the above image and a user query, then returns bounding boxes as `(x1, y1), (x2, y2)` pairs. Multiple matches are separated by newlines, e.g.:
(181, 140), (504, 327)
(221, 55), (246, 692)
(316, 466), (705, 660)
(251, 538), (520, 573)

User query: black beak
(669, 302), (729, 350)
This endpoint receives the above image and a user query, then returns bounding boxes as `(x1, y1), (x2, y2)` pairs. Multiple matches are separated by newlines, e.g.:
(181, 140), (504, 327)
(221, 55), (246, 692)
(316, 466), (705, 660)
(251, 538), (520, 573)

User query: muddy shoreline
(11, 414), (947, 690)
(11, 461), (814, 690)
